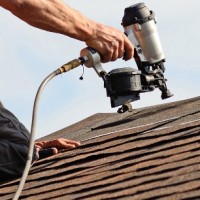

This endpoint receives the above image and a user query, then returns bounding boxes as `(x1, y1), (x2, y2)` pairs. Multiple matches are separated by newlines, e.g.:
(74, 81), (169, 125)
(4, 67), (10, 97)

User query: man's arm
(0, 0), (134, 62)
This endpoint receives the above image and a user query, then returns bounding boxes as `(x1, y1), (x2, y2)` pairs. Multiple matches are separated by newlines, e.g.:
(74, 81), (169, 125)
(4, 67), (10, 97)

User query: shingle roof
(1, 96), (200, 199)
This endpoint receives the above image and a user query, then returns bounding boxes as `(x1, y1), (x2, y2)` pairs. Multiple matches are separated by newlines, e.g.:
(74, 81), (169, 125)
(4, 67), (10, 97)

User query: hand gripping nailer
(80, 2), (173, 113)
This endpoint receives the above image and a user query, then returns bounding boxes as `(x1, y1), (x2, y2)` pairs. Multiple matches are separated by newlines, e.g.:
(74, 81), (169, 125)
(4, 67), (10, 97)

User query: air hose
(13, 57), (86, 200)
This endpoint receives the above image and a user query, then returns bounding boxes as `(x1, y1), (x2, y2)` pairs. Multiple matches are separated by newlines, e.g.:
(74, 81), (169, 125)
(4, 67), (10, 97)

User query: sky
(0, 0), (200, 139)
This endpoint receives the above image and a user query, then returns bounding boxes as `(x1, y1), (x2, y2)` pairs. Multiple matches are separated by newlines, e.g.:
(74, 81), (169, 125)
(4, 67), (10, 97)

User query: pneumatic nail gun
(80, 2), (173, 113)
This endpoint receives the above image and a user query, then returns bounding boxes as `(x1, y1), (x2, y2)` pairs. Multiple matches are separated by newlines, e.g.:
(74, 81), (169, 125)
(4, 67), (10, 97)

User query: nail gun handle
(80, 47), (105, 77)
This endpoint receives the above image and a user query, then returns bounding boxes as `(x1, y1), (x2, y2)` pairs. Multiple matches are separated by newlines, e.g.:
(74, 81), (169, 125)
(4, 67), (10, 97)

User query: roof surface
(1, 96), (200, 199)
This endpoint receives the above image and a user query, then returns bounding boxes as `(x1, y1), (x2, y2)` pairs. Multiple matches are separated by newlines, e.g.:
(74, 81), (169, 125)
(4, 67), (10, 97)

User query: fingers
(53, 138), (81, 150)
(85, 25), (134, 63)
(100, 39), (133, 63)
(100, 42), (119, 63)
(105, 39), (124, 63)
(123, 37), (134, 61)
(39, 138), (81, 150)
(59, 138), (81, 147)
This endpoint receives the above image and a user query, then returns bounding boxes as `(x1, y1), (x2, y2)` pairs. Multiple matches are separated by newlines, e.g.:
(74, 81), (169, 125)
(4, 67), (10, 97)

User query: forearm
(0, 0), (96, 41)
(0, 0), (134, 62)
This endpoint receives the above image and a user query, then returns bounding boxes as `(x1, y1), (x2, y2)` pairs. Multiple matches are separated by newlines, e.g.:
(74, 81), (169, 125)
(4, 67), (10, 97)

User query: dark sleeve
(0, 103), (38, 181)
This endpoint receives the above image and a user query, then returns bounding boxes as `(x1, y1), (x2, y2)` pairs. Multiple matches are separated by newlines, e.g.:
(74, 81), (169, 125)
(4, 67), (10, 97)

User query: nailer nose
(161, 89), (174, 100)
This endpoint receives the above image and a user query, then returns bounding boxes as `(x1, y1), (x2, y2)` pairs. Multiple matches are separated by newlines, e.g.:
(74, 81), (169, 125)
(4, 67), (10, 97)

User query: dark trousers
(0, 102), (37, 181)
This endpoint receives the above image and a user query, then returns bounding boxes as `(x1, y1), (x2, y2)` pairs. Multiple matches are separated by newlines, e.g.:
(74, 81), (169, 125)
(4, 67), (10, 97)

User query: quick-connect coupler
(58, 57), (88, 74)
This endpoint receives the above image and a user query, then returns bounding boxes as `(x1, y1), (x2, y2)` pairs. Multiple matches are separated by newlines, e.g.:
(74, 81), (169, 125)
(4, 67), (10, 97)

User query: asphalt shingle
(1, 96), (200, 199)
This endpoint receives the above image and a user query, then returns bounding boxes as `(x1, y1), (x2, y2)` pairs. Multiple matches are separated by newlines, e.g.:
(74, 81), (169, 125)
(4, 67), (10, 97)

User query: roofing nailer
(80, 3), (173, 113)
(28, 2), (174, 116)
(44, 2), (174, 114)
